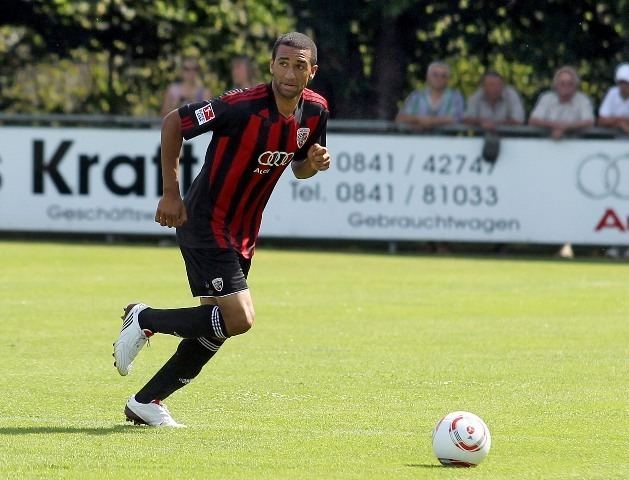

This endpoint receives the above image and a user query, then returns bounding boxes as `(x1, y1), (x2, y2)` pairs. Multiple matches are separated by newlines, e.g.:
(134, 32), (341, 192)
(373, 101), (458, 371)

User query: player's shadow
(0, 425), (143, 436)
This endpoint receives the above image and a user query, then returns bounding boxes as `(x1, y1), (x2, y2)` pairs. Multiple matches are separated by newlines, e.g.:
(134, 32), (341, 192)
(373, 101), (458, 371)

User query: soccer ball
(432, 411), (491, 467)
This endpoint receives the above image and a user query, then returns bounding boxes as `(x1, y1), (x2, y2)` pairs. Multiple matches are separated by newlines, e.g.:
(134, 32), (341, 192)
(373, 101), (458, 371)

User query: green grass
(0, 240), (627, 479)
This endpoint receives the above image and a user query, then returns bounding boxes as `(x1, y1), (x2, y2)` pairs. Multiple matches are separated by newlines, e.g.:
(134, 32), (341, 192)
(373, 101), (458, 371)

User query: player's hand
(155, 192), (188, 228)
(306, 143), (331, 171)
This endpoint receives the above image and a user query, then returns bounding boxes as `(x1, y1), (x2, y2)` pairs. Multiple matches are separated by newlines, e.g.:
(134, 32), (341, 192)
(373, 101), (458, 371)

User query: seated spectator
(463, 71), (525, 129)
(160, 57), (211, 117)
(463, 71), (526, 255)
(230, 55), (258, 89)
(529, 65), (594, 140)
(598, 62), (629, 134)
(598, 63), (629, 258)
(395, 61), (464, 131)
(529, 66), (595, 259)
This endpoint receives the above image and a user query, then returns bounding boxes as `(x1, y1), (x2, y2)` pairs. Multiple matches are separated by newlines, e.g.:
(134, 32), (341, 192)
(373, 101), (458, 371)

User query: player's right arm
(156, 97), (237, 227)
(155, 109), (188, 228)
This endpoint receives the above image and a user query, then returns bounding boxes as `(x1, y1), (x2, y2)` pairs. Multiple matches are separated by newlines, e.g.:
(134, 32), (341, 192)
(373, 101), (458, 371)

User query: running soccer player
(113, 32), (330, 427)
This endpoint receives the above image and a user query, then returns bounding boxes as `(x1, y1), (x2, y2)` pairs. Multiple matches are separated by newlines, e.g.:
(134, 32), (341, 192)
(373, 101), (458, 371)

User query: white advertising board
(0, 126), (628, 245)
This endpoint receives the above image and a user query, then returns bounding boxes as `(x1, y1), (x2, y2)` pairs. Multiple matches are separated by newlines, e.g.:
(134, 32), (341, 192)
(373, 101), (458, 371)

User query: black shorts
(179, 246), (251, 297)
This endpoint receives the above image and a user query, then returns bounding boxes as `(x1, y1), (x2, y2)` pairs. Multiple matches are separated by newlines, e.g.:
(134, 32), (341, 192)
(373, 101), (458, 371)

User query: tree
(1, 0), (628, 118)
(0, 0), (294, 114)
(292, 0), (629, 118)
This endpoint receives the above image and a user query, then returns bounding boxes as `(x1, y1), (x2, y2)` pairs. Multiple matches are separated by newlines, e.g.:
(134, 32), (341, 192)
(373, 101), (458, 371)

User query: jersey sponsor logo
(211, 277), (224, 292)
(254, 151), (294, 175)
(194, 104), (215, 125)
(257, 151), (294, 167)
(296, 127), (310, 148)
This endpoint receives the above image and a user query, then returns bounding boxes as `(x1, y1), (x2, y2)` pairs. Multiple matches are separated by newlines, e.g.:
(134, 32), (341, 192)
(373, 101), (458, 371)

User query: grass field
(0, 240), (627, 479)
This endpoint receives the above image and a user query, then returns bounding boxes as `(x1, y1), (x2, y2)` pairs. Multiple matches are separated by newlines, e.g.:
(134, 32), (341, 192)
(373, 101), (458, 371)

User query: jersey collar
(267, 82), (304, 122)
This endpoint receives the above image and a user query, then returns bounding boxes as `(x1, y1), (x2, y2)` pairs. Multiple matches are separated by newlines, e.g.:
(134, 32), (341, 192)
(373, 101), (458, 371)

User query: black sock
(138, 305), (228, 339)
(135, 336), (224, 403)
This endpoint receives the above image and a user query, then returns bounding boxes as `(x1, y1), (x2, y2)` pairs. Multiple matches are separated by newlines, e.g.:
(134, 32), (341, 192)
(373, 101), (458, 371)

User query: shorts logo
(211, 277), (224, 292)
(195, 104), (215, 125)
(297, 127), (310, 148)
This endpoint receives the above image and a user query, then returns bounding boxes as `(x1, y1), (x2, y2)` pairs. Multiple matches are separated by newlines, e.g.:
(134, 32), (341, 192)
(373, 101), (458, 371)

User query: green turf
(0, 240), (627, 479)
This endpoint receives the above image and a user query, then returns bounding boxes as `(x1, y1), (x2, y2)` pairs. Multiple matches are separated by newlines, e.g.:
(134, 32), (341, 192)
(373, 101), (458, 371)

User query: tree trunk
(372, 16), (406, 120)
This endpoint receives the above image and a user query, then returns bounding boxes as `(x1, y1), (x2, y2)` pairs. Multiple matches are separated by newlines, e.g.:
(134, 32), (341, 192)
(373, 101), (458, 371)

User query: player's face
(270, 45), (318, 100)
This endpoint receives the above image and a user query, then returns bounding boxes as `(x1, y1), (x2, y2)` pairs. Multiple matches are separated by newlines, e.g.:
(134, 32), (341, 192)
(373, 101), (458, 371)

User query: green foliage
(293, 0), (629, 118)
(0, 1), (628, 117)
(0, 0), (293, 114)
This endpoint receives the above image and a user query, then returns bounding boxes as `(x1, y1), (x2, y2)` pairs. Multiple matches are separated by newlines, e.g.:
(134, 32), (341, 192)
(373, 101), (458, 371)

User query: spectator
(598, 63), (629, 258)
(598, 62), (629, 134)
(529, 66), (595, 259)
(230, 55), (258, 89)
(463, 71), (525, 129)
(395, 61), (464, 131)
(160, 57), (211, 117)
(529, 65), (594, 140)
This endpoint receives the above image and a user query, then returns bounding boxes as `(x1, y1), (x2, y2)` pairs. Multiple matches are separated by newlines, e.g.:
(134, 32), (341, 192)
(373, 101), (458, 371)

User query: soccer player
(113, 32), (330, 427)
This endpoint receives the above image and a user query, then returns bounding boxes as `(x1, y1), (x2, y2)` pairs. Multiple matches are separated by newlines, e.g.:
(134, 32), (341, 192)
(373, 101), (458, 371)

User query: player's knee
(225, 307), (255, 336)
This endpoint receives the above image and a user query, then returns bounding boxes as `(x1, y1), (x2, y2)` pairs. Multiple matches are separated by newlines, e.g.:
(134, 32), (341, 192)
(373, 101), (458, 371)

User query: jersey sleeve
(178, 98), (239, 140)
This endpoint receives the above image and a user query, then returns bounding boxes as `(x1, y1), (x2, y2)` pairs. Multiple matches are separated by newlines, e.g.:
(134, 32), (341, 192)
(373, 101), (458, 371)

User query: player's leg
(136, 288), (255, 338)
(132, 292), (254, 404)
(134, 246), (254, 337)
(125, 296), (245, 426)
(119, 248), (253, 426)
(113, 247), (252, 376)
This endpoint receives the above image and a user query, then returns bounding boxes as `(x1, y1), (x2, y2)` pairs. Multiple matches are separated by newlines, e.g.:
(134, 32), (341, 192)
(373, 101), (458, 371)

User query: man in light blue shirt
(396, 61), (464, 131)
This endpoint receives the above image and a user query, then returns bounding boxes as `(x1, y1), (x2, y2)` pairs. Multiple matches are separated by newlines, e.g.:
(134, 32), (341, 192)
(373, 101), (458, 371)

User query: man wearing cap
(598, 63), (629, 134)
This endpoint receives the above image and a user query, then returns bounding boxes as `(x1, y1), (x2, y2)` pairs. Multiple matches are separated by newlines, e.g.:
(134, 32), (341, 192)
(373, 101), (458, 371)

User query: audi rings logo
(257, 151), (294, 167)
(576, 153), (629, 199)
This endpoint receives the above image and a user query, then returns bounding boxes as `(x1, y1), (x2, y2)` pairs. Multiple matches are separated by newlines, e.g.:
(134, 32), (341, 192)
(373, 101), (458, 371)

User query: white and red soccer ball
(432, 411), (491, 467)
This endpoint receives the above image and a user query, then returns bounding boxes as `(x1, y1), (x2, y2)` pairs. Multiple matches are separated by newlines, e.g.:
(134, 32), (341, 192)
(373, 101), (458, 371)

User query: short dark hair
(272, 32), (317, 65)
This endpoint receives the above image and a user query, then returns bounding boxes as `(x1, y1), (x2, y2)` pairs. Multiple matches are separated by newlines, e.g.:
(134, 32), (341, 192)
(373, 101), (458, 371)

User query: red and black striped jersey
(176, 83), (329, 259)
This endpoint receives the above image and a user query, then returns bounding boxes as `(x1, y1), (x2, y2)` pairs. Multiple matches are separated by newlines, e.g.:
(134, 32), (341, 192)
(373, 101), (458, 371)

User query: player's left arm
(292, 107), (330, 179)
(292, 143), (331, 179)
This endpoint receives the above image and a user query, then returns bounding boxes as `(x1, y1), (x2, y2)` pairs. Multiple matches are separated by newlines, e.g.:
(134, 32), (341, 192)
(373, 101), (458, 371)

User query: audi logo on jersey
(253, 151), (295, 174)
(258, 151), (294, 166)
(254, 151), (294, 174)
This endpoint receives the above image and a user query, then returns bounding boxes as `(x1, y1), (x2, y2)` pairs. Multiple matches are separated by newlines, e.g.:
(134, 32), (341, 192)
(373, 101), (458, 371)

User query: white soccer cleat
(124, 396), (185, 428)
(113, 303), (152, 376)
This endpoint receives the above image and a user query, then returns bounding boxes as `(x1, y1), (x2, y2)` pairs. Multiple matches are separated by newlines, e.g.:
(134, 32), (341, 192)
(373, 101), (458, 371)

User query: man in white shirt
(529, 66), (595, 259)
(529, 65), (594, 140)
(598, 63), (629, 134)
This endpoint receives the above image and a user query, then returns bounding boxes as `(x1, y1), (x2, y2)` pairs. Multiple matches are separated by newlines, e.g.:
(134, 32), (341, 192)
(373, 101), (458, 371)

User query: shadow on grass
(405, 464), (443, 469)
(0, 425), (145, 435)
